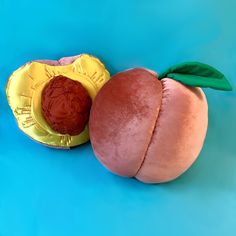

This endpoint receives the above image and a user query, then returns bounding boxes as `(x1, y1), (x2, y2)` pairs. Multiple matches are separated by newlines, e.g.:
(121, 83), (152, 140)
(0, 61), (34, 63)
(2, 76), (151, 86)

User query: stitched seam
(134, 79), (170, 177)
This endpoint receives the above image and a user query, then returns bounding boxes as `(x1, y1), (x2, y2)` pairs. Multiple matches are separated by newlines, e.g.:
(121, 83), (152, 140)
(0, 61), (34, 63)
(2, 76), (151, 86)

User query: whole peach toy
(89, 62), (232, 183)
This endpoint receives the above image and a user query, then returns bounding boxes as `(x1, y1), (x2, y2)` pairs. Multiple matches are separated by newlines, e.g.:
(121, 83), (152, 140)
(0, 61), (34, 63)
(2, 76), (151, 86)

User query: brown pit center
(41, 75), (92, 136)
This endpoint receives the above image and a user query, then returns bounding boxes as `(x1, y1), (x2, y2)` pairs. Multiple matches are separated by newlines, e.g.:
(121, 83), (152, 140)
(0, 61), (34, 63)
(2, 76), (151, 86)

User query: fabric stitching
(134, 79), (170, 177)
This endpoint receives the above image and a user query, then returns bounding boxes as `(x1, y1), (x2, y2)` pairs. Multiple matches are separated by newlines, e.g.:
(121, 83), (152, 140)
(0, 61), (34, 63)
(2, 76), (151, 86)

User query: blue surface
(1, 0), (236, 235)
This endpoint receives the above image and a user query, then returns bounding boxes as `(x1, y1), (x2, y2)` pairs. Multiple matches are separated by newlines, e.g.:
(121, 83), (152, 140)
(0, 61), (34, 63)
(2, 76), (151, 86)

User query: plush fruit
(6, 54), (110, 148)
(89, 63), (232, 183)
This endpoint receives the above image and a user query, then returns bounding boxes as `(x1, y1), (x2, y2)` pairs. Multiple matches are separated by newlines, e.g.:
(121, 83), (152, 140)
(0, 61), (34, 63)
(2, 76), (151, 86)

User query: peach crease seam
(134, 79), (167, 177)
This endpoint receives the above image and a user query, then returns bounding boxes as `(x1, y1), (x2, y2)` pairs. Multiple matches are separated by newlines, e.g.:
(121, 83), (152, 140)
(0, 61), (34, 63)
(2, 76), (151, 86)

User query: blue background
(0, 0), (236, 235)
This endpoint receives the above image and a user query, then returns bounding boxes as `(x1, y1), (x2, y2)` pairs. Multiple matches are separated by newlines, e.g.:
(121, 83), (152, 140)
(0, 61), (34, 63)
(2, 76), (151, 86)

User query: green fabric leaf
(159, 62), (232, 91)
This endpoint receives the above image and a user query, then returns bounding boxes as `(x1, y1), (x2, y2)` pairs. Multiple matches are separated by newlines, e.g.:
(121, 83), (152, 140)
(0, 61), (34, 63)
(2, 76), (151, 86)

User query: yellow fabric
(6, 54), (110, 148)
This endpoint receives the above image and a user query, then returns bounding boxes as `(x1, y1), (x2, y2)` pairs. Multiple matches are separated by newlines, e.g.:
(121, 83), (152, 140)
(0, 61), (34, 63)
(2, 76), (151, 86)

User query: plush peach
(6, 54), (109, 148)
(89, 68), (208, 183)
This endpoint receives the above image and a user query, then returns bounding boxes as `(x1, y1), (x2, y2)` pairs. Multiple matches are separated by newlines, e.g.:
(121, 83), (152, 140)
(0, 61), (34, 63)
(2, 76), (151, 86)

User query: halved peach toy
(89, 62), (232, 183)
(6, 54), (110, 148)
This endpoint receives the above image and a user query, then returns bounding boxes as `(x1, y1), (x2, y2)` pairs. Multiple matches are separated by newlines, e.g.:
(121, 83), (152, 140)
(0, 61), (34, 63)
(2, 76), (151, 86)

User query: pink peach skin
(89, 68), (208, 183)
(34, 55), (81, 66)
